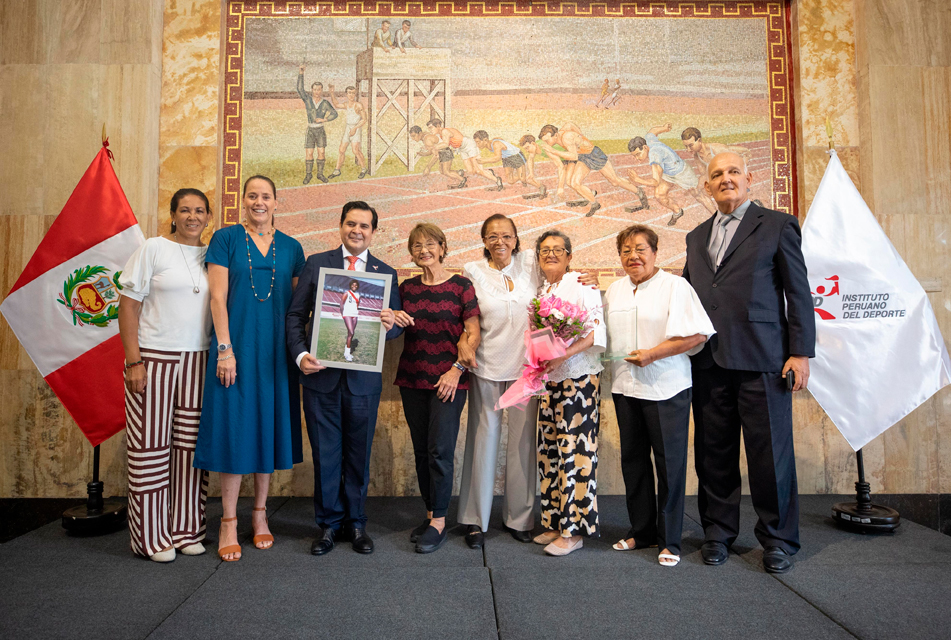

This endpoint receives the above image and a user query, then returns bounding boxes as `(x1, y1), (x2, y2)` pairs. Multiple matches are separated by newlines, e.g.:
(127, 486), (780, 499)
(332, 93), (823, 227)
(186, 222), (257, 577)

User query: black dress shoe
(410, 519), (431, 544)
(762, 546), (791, 574)
(464, 525), (484, 549)
(415, 525), (448, 554)
(311, 528), (335, 556)
(350, 527), (374, 554)
(504, 525), (533, 543)
(701, 540), (729, 565)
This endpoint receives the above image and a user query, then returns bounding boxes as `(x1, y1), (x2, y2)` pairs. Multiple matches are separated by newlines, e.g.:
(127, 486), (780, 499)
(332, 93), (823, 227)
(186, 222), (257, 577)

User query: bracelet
(452, 361), (466, 373)
(124, 360), (144, 371)
(217, 354), (234, 362)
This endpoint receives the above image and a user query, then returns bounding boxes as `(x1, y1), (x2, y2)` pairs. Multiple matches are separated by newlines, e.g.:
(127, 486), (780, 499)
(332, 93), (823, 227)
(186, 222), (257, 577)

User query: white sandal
(612, 538), (657, 551)
(658, 553), (681, 567)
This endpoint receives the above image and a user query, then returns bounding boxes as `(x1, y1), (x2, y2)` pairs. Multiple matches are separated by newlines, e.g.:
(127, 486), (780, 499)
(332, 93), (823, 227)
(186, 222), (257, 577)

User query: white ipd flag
(801, 149), (951, 451)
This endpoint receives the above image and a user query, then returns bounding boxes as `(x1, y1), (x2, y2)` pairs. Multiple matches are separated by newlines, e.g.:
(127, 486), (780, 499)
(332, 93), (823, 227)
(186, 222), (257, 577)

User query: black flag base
(62, 444), (127, 536)
(831, 449), (900, 534)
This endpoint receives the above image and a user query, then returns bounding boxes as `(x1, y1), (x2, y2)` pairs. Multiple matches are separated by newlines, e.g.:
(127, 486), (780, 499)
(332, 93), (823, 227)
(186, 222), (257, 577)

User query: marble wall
(2, 0), (950, 498)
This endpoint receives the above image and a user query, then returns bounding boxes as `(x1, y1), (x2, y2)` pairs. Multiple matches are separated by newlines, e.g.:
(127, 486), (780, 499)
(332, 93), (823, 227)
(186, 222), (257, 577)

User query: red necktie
(346, 256), (358, 271)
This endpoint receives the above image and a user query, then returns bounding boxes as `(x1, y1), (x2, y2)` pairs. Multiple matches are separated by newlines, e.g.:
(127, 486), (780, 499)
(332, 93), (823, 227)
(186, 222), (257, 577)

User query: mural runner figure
(473, 130), (539, 194)
(627, 123), (716, 226)
(428, 119), (502, 190)
(339, 279), (361, 363)
(396, 20), (420, 52)
(411, 125), (466, 189)
(594, 78), (611, 108)
(680, 127), (759, 207)
(537, 123), (642, 217)
(328, 85), (369, 180)
(372, 20), (394, 52)
(297, 65), (338, 185)
(604, 79), (622, 108)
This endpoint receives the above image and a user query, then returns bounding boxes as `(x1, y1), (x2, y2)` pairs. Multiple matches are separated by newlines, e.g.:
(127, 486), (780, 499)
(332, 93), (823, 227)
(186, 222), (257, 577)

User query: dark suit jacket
(285, 246), (403, 395)
(682, 202), (816, 372)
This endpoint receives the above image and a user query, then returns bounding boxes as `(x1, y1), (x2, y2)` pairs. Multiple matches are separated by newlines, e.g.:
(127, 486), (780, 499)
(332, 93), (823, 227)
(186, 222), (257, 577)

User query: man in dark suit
(682, 153), (815, 574)
(286, 201), (403, 556)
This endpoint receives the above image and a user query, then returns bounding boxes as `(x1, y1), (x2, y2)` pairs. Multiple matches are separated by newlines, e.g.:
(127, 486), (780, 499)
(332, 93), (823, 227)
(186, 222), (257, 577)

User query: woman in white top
(456, 215), (598, 549)
(604, 225), (715, 567)
(532, 230), (606, 557)
(339, 279), (361, 362)
(118, 189), (213, 563)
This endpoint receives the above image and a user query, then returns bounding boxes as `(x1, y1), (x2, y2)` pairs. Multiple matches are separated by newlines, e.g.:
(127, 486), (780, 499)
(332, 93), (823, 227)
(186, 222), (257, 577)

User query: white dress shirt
(463, 251), (542, 382)
(539, 271), (606, 383)
(604, 269), (715, 401)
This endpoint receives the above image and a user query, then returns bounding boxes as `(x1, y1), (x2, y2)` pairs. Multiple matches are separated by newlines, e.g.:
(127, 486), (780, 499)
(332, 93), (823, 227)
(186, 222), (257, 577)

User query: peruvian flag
(0, 141), (144, 446)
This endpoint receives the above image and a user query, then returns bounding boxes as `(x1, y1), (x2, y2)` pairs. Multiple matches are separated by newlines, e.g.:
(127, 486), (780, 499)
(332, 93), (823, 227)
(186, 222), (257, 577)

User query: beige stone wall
(2, 0), (949, 498)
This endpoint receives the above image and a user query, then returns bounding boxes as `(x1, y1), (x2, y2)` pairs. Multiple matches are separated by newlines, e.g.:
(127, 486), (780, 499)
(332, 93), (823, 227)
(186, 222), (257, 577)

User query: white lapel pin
(372, 265), (378, 271)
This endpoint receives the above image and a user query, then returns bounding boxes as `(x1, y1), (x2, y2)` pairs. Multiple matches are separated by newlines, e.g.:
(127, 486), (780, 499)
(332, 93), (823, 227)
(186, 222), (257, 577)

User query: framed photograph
(310, 268), (392, 373)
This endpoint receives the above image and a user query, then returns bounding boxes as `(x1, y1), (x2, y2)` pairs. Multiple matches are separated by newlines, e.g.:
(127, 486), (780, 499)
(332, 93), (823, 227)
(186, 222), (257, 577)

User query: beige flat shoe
(544, 538), (583, 556)
(533, 531), (559, 545)
(150, 547), (176, 563)
(180, 542), (206, 556)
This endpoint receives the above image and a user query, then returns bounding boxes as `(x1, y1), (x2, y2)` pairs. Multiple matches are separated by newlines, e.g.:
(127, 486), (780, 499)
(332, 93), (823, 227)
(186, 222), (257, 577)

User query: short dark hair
(402, 20), (411, 26)
(616, 224), (658, 254)
(169, 188), (211, 233)
(628, 137), (647, 153)
(408, 223), (448, 263)
(345, 85), (356, 93)
(535, 229), (572, 257)
(409, 125), (423, 135)
(539, 124), (558, 139)
(243, 175), (276, 198)
(311, 82), (323, 91)
(427, 118), (443, 128)
(473, 130), (489, 141)
(681, 126), (702, 141)
(480, 214), (520, 259)
(341, 201), (378, 230)
(519, 134), (535, 147)
(382, 20), (391, 25)
(349, 279), (360, 290)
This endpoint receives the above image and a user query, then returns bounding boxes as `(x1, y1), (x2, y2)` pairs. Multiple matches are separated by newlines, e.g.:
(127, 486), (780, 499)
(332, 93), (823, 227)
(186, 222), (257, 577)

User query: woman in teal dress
(194, 175), (306, 562)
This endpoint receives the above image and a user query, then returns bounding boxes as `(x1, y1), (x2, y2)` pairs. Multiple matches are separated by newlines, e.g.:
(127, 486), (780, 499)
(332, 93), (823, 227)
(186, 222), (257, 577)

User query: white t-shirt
(463, 251), (542, 382)
(539, 271), (606, 383)
(604, 269), (715, 401)
(119, 237), (212, 352)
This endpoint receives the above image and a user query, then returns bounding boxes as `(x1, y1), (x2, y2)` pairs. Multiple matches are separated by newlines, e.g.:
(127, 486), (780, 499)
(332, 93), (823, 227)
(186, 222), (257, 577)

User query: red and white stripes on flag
(126, 349), (208, 557)
(0, 141), (145, 445)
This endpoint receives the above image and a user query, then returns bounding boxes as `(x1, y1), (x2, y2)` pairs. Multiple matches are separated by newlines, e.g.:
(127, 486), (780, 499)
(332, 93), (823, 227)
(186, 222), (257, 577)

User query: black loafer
(505, 525), (533, 543)
(410, 519), (431, 544)
(350, 527), (374, 554)
(415, 525), (448, 554)
(762, 546), (791, 574)
(701, 540), (729, 565)
(311, 528), (336, 556)
(464, 525), (484, 549)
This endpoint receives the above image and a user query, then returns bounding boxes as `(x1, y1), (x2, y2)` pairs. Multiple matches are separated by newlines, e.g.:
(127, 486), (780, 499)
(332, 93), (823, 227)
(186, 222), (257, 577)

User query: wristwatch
(217, 342), (232, 353)
(452, 362), (466, 373)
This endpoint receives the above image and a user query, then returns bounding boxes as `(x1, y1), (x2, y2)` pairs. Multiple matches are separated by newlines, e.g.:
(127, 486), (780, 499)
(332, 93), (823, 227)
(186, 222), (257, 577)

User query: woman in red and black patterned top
(394, 223), (480, 554)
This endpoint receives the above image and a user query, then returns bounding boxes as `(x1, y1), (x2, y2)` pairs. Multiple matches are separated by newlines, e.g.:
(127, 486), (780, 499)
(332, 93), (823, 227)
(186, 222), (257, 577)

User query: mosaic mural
(222, 2), (795, 272)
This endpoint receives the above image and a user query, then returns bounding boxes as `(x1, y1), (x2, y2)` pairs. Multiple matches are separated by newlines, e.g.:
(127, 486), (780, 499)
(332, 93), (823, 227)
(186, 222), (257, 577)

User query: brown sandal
(252, 507), (274, 550)
(218, 517), (241, 562)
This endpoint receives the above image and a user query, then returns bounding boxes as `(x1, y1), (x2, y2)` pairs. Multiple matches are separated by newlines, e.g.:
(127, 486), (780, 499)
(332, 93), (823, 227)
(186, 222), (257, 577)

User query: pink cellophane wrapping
(495, 328), (566, 410)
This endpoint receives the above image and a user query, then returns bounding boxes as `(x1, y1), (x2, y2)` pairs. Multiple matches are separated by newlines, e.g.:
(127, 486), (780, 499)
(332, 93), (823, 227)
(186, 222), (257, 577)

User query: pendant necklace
(175, 234), (202, 294)
(245, 227), (277, 302)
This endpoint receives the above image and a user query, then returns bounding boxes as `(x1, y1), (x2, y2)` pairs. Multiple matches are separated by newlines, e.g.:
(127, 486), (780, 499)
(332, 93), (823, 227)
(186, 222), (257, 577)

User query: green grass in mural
(314, 316), (381, 366)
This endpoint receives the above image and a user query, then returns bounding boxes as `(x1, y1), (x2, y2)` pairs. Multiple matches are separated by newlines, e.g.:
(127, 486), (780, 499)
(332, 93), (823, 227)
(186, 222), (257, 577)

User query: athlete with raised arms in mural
(427, 119), (503, 190)
(536, 122), (642, 217)
(327, 84), (369, 180)
(297, 65), (338, 185)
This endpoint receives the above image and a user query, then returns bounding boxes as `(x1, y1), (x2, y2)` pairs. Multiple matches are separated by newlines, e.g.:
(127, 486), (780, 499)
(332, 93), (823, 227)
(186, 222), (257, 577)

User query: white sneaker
(150, 547), (176, 563)
(345, 353), (354, 362)
(180, 542), (206, 556)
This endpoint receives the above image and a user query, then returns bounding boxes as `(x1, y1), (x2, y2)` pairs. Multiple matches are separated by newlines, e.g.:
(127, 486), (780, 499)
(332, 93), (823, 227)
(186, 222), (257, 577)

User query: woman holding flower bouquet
(603, 225), (714, 567)
(532, 230), (606, 556)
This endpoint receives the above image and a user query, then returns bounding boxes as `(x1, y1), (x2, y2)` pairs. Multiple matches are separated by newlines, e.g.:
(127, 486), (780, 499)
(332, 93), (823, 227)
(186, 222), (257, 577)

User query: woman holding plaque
(603, 225), (714, 567)
(194, 175), (306, 562)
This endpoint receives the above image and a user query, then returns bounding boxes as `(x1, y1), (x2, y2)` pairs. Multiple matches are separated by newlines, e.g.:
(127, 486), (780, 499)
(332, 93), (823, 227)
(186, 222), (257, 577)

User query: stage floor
(2, 495), (950, 639)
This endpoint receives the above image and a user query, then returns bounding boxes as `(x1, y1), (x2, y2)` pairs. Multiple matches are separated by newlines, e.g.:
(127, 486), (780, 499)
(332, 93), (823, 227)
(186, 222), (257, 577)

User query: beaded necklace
(245, 226), (276, 302)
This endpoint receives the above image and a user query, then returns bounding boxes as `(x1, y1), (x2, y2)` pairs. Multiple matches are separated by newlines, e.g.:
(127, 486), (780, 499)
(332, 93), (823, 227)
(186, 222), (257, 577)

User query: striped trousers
(125, 349), (208, 557)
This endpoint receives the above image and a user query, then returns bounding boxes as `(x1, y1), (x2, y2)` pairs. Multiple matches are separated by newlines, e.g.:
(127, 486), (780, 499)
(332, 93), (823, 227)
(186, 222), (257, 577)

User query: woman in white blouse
(604, 224), (715, 567)
(117, 189), (213, 563)
(532, 230), (606, 557)
(456, 215), (597, 549)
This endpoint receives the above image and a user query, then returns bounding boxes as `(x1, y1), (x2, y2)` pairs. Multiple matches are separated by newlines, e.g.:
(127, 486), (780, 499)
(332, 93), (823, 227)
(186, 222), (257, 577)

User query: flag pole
(832, 448), (900, 533)
(61, 124), (128, 535)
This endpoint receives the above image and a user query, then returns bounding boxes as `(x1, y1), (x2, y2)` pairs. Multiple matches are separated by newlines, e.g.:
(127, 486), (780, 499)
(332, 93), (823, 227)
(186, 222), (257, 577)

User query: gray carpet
(1, 495), (950, 639)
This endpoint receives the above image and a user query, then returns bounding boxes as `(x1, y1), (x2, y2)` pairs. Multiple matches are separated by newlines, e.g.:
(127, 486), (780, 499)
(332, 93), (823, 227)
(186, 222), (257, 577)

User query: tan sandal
(252, 507), (274, 550)
(218, 517), (241, 562)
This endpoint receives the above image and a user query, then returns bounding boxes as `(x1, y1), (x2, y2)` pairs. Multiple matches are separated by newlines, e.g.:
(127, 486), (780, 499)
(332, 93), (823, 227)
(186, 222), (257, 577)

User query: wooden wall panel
(0, 0), (47, 65)
(45, 0), (101, 64)
(0, 65), (47, 217)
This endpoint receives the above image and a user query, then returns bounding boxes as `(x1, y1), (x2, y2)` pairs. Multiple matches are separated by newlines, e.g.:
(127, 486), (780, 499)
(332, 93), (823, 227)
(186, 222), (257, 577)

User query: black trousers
(692, 364), (800, 554)
(399, 387), (467, 518)
(613, 389), (690, 555)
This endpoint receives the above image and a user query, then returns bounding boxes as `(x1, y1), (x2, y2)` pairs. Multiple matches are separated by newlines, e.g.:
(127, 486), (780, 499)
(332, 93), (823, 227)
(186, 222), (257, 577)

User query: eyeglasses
(411, 241), (440, 253)
(620, 246), (653, 258)
(484, 234), (515, 244)
(538, 247), (569, 258)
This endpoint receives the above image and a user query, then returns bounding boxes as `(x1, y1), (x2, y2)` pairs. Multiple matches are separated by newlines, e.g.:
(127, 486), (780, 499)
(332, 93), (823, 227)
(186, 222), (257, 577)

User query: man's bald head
(704, 152), (752, 214)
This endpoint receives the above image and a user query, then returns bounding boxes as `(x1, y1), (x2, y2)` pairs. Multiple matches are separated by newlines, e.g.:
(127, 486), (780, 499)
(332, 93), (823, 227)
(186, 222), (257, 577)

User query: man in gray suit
(682, 152), (815, 574)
